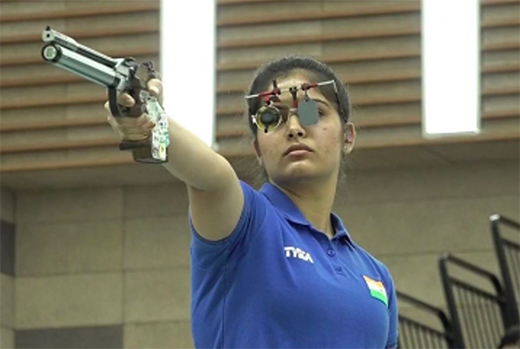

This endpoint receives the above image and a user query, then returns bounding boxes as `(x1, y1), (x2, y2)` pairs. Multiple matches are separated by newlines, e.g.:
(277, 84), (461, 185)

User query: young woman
(107, 56), (398, 348)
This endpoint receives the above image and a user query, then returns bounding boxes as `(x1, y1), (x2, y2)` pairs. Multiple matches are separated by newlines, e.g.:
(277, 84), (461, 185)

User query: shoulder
(239, 180), (267, 205)
(189, 180), (286, 269)
(237, 180), (279, 222)
(238, 180), (287, 220)
(190, 180), (278, 246)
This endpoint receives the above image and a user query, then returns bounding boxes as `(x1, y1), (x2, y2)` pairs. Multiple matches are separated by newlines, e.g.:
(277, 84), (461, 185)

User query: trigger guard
(109, 88), (124, 117)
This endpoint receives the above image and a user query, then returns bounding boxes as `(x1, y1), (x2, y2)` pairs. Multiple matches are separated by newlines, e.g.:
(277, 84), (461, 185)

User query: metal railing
(491, 214), (520, 327)
(439, 253), (509, 348)
(397, 291), (456, 348)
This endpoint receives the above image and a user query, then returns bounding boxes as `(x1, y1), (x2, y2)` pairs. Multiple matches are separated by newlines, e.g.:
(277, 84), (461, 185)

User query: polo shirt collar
(260, 182), (355, 247)
(330, 211), (356, 247)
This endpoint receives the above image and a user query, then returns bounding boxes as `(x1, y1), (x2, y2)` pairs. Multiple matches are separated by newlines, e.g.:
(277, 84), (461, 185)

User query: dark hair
(246, 55), (351, 137)
(498, 326), (520, 349)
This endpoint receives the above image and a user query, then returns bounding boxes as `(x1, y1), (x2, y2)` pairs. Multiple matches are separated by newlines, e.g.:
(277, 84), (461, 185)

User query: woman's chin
(274, 165), (321, 183)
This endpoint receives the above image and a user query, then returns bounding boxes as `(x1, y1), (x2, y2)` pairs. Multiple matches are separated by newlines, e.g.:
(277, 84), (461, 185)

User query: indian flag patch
(363, 276), (388, 307)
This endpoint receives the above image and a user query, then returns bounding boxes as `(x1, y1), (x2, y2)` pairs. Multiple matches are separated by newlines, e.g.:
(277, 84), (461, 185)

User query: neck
(273, 176), (337, 238)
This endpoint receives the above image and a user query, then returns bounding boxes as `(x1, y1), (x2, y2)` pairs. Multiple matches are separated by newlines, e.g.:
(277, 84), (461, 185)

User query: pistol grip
(118, 140), (167, 164)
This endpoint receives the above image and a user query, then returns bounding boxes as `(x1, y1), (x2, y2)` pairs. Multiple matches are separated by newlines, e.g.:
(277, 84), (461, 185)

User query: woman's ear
(343, 122), (356, 154)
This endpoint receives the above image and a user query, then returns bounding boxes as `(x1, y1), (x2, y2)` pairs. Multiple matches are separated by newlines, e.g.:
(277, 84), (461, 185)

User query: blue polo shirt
(190, 180), (398, 348)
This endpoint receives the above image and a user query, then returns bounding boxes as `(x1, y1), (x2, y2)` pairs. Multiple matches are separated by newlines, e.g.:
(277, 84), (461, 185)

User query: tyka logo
(284, 246), (314, 264)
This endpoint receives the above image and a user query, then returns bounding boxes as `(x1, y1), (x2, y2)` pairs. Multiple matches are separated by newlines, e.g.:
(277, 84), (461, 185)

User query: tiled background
(0, 159), (518, 348)
(2, 189), (15, 348)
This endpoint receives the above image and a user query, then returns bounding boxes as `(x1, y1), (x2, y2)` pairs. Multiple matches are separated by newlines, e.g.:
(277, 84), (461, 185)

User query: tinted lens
(256, 105), (282, 132)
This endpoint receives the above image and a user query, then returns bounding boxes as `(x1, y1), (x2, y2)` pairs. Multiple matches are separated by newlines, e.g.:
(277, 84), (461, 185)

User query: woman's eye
(318, 109), (325, 116)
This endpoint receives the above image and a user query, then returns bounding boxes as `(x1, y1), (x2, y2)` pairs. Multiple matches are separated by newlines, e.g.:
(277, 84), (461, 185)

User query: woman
(107, 56), (398, 348)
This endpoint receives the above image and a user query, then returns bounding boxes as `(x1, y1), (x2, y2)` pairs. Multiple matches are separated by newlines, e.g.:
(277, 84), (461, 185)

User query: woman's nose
(286, 112), (306, 138)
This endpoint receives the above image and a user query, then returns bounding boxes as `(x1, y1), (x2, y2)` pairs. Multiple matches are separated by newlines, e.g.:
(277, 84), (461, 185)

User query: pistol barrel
(42, 26), (118, 68)
(42, 43), (119, 88)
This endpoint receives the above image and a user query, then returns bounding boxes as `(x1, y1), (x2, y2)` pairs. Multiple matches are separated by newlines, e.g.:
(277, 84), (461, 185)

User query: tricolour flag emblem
(363, 276), (388, 307)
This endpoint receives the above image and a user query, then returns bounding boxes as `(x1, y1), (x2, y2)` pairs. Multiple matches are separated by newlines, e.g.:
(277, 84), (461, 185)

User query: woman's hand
(105, 78), (163, 141)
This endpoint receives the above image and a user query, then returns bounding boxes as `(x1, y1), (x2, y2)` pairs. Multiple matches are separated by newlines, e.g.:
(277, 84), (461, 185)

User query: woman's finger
(104, 94), (135, 115)
(108, 113), (154, 131)
(107, 117), (149, 141)
(117, 93), (135, 107)
(147, 78), (162, 97)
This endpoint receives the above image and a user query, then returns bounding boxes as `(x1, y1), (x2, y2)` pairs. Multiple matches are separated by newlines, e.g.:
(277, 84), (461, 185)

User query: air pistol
(41, 26), (169, 163)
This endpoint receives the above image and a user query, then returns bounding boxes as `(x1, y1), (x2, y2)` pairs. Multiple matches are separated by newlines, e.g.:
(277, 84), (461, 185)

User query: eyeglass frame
(244, 79), (346, 133)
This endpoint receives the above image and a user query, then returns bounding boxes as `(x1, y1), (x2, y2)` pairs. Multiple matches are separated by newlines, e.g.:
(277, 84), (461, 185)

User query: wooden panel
(482, 72), (520, 92)
(482, 94), (520, 113)
(218, 57), (421, 91)
(426, 139), (520, 163)
(482, 27), (520, 50)
(482, 50), (520, 72)
(0, 125), (113, 150)
(0, 14), (158, 42)
(0, 104), (106, 128)
(1, 81), (104, 109)
(0, 153), (133, 174)
(217, 1), (323, 23)
(0, 0), (518, 182)
(0, 1), (159, 23)
(482, 2), (520, 26)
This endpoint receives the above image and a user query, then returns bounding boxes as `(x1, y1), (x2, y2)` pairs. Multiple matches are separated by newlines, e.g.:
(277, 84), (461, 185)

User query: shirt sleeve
(385, 271), (399, 349)
(189, 180), (268, 270)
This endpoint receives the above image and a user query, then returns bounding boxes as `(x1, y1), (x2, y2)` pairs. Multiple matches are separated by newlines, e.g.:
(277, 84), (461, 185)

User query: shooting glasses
(245, 79), (343, 133)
